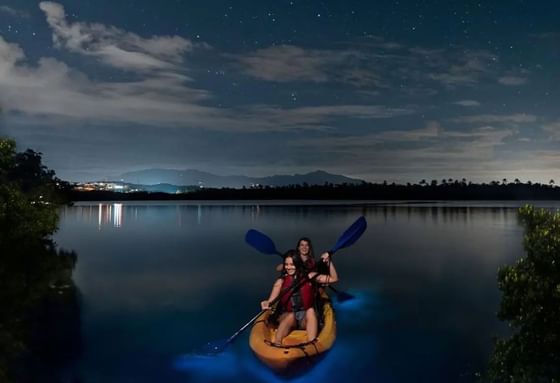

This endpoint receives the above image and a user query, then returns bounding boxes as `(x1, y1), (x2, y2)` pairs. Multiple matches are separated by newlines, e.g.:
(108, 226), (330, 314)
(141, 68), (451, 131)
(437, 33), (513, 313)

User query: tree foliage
(489, 205), (560, 382)
(0, 138), (68, 240)
(0, 137), (80, 382)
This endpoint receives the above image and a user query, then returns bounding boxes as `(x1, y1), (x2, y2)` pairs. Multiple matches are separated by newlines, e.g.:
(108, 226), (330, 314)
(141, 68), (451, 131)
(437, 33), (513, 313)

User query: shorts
(295, 310), (305, 328)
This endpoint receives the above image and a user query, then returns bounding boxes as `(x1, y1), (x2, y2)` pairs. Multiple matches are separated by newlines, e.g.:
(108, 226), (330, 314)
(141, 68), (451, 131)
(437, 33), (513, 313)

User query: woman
(296, 237), (316, 272)
(274, 237), (327, 272)
(261, 249), (338, 345)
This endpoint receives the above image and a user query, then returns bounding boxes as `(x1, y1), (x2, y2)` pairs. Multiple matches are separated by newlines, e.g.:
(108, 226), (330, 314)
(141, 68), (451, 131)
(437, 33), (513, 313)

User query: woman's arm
(309, 255), (338, 284)
(261, 278), (283, 309)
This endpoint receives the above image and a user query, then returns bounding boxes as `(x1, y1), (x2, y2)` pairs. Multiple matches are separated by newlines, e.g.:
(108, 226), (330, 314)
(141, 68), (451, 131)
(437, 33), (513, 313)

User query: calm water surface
(52, 201), (556, 382)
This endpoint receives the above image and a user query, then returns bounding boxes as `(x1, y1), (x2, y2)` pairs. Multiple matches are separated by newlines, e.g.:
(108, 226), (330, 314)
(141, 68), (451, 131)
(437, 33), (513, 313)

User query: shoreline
(67, 199), (560, 209)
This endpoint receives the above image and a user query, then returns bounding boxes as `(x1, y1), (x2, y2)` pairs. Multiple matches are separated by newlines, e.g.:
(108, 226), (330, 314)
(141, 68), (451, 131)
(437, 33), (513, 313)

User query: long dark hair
(296, 237), (314, 260)
(282, 249), (305, 277)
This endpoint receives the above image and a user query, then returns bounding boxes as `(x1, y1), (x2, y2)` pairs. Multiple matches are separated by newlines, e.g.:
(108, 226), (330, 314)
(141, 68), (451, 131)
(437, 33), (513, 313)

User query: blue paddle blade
(330, 216), (367, 254)
(245, 229), (281, 256)
(330, 286), (354, 302)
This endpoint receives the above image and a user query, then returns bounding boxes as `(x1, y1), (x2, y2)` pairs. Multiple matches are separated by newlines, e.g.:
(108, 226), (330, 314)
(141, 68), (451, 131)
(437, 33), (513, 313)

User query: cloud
(39, 1), (195, 73)
(236, 43), (512, 96)
(529, 32), (560, 40)
(427, 50), (497, 87)
(450, 114), (537, 125)
(0, 34), (414, 133)
(245, 104), (415, 128)
(0, 5), (28, 17)
(498, 76), (528, 86)
(372, 121), (442, 142)
(1, 3), (418, 134)
(0, 2), (424, 135)
(0, 36), (24, 67)
(296, 122), (509, 150)
(453, 100), (480, 107)
(236, 45), (330, 82)
(0, 36), (222, 126)
(541, 120), (560, 141)
(285, 121), (519, 182)
(356, 35), (404, 50)
(235, 44), (384, 87)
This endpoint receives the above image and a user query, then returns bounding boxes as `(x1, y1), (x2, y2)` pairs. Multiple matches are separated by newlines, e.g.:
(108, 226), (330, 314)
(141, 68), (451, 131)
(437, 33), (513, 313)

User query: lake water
(51, 201), (557, 382)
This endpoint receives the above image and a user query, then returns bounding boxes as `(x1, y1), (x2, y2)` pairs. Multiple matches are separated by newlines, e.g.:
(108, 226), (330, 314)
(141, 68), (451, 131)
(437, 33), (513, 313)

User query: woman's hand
(261, 300), (270, 310)
(320, 251), (331, 263)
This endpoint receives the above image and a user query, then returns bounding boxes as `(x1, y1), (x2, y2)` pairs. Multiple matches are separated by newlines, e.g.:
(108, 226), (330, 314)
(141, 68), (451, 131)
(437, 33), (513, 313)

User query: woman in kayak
(296, 237), (315, 272)
(261, 249), (337, 345)
(274, 237), (317, 272)
(295, 237), (332, 275)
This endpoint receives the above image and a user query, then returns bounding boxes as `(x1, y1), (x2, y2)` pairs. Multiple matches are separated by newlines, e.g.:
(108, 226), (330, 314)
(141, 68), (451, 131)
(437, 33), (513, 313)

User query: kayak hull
(249, 291), (336, 374)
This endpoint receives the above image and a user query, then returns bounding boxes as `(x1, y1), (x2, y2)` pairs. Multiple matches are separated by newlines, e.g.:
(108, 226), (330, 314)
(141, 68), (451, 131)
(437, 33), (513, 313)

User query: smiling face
(284, 256), (296, 276)
(298, 240), (310, 258)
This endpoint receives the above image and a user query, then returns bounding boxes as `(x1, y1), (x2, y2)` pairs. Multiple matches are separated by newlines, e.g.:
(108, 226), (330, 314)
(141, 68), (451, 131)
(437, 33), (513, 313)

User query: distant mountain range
(118, 169), (364, 189)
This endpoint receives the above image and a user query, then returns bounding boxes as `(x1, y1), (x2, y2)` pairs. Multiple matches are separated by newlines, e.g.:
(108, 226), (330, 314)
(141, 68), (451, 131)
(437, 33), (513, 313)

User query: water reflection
(113, 203), (123, 227)
(63, 200), (546, 231)
(95, 203), (124, 228)
(63, 202), (271, 229)
(0, 238), (81, 382)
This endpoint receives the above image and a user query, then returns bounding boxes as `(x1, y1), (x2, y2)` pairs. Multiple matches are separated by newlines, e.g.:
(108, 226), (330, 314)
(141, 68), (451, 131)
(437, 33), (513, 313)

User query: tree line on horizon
(70, 177), (560, 201)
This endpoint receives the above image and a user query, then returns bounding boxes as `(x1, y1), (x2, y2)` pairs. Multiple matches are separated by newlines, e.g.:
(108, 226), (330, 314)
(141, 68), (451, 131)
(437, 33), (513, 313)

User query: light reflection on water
(52, 201), (556, 382)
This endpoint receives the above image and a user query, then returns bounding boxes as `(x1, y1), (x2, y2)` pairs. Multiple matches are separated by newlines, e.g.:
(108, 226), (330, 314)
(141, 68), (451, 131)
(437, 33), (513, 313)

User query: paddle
(329, 216), (368, 254)
(245, 216), (368, 302)
(246, 228), (350, 301)
(204, 216), (367, 355)
(204, 271), (319, 355)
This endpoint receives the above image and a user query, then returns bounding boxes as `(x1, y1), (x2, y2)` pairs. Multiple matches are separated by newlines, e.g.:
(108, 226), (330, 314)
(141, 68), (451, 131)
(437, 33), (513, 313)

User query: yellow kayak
(249, 290), (336, 374)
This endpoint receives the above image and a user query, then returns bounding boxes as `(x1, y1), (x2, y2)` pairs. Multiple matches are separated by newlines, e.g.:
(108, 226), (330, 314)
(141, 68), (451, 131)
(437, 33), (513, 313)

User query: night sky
(0, 0), (559, 183)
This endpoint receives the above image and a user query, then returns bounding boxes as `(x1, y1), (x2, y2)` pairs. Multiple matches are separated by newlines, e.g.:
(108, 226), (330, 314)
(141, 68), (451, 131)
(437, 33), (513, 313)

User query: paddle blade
(330, 216), (367, 254)
(334, 289), (354, 303)
(245, 229), (281, 255)
(327, 285), (354, 302)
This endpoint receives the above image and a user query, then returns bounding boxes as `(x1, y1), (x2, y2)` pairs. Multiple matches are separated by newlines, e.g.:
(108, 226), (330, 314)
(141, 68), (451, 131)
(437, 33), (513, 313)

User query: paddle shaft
(225, 310), (263, 345)
(225, 272), (320, 346)
(245, 217), (367, 302)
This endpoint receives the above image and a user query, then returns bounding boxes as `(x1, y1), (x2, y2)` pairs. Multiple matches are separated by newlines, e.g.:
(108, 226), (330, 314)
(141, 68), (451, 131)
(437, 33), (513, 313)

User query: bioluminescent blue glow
(173, 351), (238, 379)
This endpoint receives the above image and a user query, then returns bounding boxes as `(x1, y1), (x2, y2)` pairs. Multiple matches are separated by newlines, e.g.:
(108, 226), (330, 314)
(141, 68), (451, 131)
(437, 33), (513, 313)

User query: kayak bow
(249, 290), (335, 374)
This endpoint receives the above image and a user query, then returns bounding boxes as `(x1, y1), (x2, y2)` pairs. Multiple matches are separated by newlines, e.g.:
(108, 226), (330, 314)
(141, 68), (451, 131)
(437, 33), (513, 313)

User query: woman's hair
(282, 249), (305, 276)
(296, 237), (315, 259)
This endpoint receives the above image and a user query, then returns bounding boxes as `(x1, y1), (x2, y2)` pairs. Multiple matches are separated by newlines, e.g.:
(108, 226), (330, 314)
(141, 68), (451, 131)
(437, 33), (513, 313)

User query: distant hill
(119, 169), (363, 188)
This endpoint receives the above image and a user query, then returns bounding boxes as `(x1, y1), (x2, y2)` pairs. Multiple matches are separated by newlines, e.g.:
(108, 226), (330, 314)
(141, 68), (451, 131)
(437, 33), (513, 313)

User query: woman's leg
(275, 313), (296, 345)
(305, 307), (318, 341)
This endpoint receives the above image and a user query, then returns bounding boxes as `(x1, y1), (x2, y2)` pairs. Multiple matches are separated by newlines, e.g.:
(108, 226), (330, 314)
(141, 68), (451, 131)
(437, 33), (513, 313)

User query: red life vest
(280, 274), (315, 312)
(303, 257), (316, 272)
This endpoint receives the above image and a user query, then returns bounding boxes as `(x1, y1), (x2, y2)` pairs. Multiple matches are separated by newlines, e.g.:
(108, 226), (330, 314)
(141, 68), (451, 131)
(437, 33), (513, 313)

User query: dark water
(50, 201), (551, 382)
